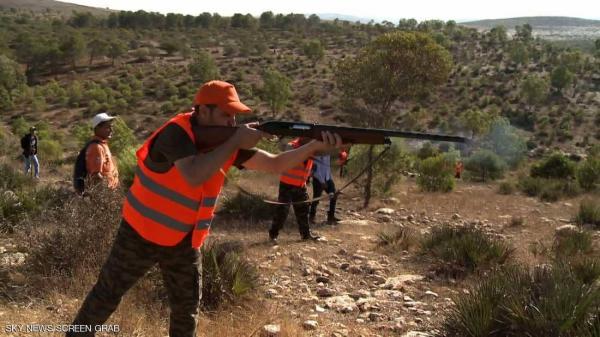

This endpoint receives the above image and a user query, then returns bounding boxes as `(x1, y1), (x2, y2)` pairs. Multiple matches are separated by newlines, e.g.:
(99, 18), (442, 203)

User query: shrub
(531, 153), (576, 179)
(417, 155), (454, 192)
(23, 187), (123, 281)
(117, 145), (137, 188)
(539, 179), (581, 202)
(442, 262), (600, 337)
(377, 226), (421, 252)
(498, 181), (515, 194)
(417, 142), (439, 160)
(553, 228), (593, 256)
(219, 191), (275, 222)
(518, 176), (545, 196)
(421, 225), (513, 273)
(576, 156), (600, 191)
(0, 125), (18, 157)
(37, 139), (63, 163)
(465, 149), (506, 182)
(201, 240), (258, 310)
(109, 117), (137, 157)
(574, 199), (600, 228)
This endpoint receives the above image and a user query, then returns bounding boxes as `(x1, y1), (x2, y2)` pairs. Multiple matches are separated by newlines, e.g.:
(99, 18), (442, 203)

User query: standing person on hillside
(269, 137), (320, 243)
(86, 113), (120, 190)
(308, 151), (345, 225)
(20, 126), (39, 179)
(66, 80), (343, 337)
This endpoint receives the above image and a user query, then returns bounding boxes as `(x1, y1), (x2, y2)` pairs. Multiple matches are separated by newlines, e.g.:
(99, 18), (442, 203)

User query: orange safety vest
(122, 112), (237, 248)
(279, 138), (313, 187)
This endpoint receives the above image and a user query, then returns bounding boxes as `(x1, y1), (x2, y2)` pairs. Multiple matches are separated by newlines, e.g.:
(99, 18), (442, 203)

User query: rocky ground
(0, 178), (598, 336)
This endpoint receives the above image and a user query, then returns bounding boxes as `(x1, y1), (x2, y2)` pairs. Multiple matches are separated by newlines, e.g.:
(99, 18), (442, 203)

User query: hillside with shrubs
(0, 3), (599, 337)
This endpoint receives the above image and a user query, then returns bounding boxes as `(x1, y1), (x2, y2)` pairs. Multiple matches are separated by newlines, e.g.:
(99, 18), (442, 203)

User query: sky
(62, 0), (600, 22)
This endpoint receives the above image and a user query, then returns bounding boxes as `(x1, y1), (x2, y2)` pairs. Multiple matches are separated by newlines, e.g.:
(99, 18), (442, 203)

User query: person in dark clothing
(20, 126), (39, 178)
(269, 137), (319, 242)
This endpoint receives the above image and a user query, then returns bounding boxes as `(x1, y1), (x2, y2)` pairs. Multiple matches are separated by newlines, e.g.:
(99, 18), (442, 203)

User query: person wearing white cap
(85, 112), (119, 189)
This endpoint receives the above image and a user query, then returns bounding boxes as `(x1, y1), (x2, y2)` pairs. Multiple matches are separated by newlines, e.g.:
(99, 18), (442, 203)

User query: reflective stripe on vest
(279, 139), (313, 187)
(122, 112), (237, 248)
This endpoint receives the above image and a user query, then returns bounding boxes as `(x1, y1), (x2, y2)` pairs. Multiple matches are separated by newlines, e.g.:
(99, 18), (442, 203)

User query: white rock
(261, 324), (281, 337)
(376, 208), (395, 215)
(424, 290), (439, 298)
(325, 295), (358, 313)
(337, 219), (378, 227)
(302, 320), (318, 330)
(381, 274), (424, 290)
(401, 332), (431, 337)
(555, 225), (579, 237)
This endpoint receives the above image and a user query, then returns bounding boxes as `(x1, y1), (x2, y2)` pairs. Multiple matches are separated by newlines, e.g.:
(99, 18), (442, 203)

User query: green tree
(262, 69), (291, 117)
(509, 41), (529, 65)
(398, 18), (417, 30)
(87, 38), (110, 65)
(551, 66), (574, 94)
(520, 74), (549, 109)
(60, 32), (86, 70)
(108, 39), (127, 65)
(302, 39), (324, 65)
(488, 26), (507, 45)
(559, 50), (583, 73)
(465, 150), (506, 182)
(336, 31), (452, 207)
(188, 51), (220, 85)
(481, 118), (527, 168)
(0, 55), (26, 111)
(515, 24), (533, 42)
(160, 40), (180, 56)
(461, 108), (494, 136)
(259, 11), (274, 28)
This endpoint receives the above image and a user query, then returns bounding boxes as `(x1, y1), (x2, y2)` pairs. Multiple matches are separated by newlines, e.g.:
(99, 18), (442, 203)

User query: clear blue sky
(62, 0), (600, 22)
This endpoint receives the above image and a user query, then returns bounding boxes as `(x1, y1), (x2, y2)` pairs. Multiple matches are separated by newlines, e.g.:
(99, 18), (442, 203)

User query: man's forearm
(178, 135), (240, 186)
(271, 141), (320, 173)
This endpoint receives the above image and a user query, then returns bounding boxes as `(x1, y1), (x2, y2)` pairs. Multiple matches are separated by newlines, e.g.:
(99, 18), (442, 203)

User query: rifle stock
(195, 121), (469, 151)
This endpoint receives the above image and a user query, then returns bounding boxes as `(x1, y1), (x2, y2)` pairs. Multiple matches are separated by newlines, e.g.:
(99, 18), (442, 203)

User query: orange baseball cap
(194, 80), (251, 114)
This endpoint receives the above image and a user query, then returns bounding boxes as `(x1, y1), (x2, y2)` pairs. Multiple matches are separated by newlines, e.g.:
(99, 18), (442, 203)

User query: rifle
(196, 121), (469, 150)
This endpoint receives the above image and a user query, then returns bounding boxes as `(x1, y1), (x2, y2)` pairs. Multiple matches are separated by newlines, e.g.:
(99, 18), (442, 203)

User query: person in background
(309, 150), (346, 225)
(20, 126), (39, 179)
(86, 113), (119, 189)
(269, 137), (320, 242)
(455, 160), (464, 179)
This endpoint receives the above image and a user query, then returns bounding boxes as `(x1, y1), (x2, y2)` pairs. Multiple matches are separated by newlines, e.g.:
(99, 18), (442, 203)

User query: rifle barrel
(258, 121), (469, 144)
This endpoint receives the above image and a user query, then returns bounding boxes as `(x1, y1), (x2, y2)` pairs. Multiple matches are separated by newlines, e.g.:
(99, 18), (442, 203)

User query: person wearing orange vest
(269, 137), (317, 242)
(66, 80), (343, 337)
(455, 160), (464, 179)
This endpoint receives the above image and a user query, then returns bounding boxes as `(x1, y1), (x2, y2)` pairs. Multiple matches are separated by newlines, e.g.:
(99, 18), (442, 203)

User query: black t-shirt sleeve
(233, 148), (258, 169)
(146, 124), (258, 172)
(145, 124), (197, 172)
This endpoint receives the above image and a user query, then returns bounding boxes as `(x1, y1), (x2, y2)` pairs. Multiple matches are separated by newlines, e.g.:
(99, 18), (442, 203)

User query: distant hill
(315, 13), (376, 24)
(461, 16), (600, 41)
(461, 16), (600, 29)
(0, 0), (111, 17)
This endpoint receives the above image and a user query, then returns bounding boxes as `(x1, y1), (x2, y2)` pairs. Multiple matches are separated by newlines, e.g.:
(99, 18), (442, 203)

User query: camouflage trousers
(269, 182), (310, 238)
(67, 220), (201, 337)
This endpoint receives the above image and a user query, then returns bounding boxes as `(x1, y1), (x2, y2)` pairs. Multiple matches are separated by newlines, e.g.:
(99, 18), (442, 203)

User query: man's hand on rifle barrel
(311, 131), (345, 154)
